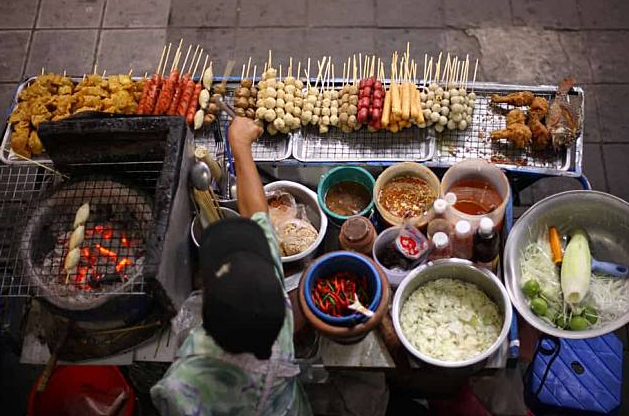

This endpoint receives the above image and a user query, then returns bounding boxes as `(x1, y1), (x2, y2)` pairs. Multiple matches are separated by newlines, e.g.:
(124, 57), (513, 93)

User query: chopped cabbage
(400, 278), (503, 362)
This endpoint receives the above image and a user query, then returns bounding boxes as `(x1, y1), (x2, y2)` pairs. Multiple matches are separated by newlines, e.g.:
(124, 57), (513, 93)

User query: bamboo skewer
(472, 59), (479, 92)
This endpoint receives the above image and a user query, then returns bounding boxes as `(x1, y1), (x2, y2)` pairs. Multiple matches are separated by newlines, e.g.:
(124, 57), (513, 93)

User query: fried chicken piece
(506, 109), (526, 126)
(11, 127), (30, 156)
(528, 117), (550, 149)
(491, 91), (535, 107)
(9, 102), (31, 123)
(491, 124), (532, 149)
(529, 97), (549, 120)
(28, 130), (44, 155)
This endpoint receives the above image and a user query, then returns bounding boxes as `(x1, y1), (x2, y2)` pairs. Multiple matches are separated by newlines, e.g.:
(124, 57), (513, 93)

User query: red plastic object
(27, 365), (135, 416)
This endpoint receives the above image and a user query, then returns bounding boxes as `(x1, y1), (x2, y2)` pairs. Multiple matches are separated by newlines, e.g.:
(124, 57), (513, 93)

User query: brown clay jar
(339, 216), (376, 255)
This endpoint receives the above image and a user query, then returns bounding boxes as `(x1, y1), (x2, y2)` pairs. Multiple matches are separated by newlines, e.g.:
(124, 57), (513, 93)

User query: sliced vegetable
(560, 229), (591, 304)
(548, 226), (563, 265)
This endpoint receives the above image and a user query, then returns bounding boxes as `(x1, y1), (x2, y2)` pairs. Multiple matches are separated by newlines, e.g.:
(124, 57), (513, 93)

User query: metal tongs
(215, 96), (237, 119)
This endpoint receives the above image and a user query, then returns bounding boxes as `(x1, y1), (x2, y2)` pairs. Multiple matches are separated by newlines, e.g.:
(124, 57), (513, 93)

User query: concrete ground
(0, 0), (628, 414)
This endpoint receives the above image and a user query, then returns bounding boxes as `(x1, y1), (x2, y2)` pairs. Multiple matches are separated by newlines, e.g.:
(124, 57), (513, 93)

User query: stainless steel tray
(292, 125), (435, 163)
(428, 82), (584, 177)
(202, 82), (292, 162)
(1, 77), (38, 165)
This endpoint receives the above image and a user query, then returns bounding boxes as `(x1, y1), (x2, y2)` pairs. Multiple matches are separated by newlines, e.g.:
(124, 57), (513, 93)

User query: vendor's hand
(228, 117), (263, 157)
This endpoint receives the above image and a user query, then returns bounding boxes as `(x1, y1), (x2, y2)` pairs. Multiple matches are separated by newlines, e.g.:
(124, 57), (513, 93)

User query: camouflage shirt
(151, 213), (312, 416)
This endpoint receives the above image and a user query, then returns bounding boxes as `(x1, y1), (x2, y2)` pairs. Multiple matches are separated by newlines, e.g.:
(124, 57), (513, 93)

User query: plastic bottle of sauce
(444, 192), (457, 206)
(427, 199), (451, 239)
(339, 216), (377, 255)
(429, 232), (451, 261)
(452, 220), (473, 260)
(473, 217), (500, 271)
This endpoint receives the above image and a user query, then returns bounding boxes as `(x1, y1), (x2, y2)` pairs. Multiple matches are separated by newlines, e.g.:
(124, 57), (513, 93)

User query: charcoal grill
(1, 114), (194, 334)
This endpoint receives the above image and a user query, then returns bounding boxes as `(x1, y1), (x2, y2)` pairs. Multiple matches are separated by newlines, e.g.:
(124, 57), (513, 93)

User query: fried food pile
(8, 74), (145, 157)
(490, 78), (579, 150)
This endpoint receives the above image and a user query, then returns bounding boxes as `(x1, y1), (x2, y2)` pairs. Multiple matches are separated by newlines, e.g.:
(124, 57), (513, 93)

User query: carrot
(549, 226), (563, 265)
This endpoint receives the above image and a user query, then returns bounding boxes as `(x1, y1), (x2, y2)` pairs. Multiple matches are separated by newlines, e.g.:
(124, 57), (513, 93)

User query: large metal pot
(504, 190), (629, 339)
(392, 259), (512, 369)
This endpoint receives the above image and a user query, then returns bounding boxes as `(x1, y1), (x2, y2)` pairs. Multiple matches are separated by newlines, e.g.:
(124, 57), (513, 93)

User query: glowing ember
(60, 222), (143, 290)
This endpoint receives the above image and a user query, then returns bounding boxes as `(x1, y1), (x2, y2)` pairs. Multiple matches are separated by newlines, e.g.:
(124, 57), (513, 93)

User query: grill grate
(435, 89), (571, 170)
(0, 164), (162, 299)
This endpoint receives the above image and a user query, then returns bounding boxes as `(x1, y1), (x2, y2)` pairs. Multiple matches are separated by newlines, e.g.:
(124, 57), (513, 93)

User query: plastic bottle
(429, 232), (451, 261)
(444, 192), (457, 206)
(473, 217), (500, 270)
(452, 220), (473, 260)
(427, 199), (452, 239)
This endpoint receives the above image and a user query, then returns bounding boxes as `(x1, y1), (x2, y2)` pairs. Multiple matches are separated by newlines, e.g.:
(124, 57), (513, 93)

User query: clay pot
(298, 251), (391, 344)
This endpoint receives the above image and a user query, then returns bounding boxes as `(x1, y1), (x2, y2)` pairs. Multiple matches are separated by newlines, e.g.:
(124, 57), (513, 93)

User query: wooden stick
(246, 56), (252, 79)
(306, 57), (311, 87)
(288, 57), (293, 78)
(181, 44), (192, 75)
(268, 50), (272, 69)
(162, 43), (172, 76)
(353, 54), (357, 85)
(186, 45), (199, 74)
(279, 64), (282, 83)
(464, 55), (470, 89)
(252, 64), (257, 86)
(472, 58), (479, 92)
(220, 59), (235, 86)
(297, 61), (301, 82)
(359, 53), (362, 80)
(7, 150), (69, 178)
(201, 55), (209, 81)
(191, 48), (203, 78)
(241, 63), (245, 80)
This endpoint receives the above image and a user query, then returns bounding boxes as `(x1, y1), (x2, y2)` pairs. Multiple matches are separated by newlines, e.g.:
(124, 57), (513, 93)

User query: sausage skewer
(137, 45), (166, 114)
(154, 40), (182, 115)
(168, 44), (194, 115)
(146, 43), (171, 114)
(186, 55), (208, 125)
(177, 48), (203, 117)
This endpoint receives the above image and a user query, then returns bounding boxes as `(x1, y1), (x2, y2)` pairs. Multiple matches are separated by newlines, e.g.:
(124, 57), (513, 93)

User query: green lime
(555, 314), (568, 329)
(522, 280), (540, 298)
(531, 297), (548, 316)
(569, 316), (589, 331)
(582, 307), (598, 325)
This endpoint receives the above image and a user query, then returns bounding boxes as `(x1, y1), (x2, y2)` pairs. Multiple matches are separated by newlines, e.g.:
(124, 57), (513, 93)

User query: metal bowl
(392, 259), (512, 369)
(504, 190), (629, 339)
(264, 180), (328, 263)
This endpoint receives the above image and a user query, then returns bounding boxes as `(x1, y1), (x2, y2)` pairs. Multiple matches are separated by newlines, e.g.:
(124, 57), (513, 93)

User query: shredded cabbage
(520, 234), (629, 329)
(400, 278), (503, 362)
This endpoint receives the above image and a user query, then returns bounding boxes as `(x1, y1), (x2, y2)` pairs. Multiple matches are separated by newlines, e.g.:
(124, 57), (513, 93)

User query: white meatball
(323, 91), (332, 100)
(452, 112), (463, 122)
(265, 87), (277, 98)
(428, 83), (438, 91)
(330, 107), (338, 116)
(265, 97), (276, 109)
(294, 79), (304, 89)
(266, 68), (277, 78)
(331, 99), (339, 108)
(331, 90), (339, 100)
(311, 114), (319, 125)
(276, 89), (285, 100)
(440, 106), (450, 116)
(426, 91), (435, 101)
(458, 88), (466, 95)
(322, 98), (331, 107)
(294, 89), (303, 98)
(275, 98), (285, 109)
(422, 109), (432, 120)
(421, 102), (427, 110)
(319, 124), (329, 134)
(283, 113), (293, 125)
(266, 78), (276, 88)
(273, 117), (285, 130)
(420, 91), (428, 101)
(292, 106), (301, 117)
(468, 100), (476, 109)
(284, 76), (295, 86)
(275, 107), (285, 118)
(348, 104), (358, 115)
(430, 111), (440, 122)
(285, 102), (294, 114)
(293, 97), (303, 107)
(314, 107), (321, 116)
(443, 91), (450, 100)
(431, 103), (441, 112)
(307, 95), (317, 104)
(436, 87), (444, 96)
(322, 115), (330, 126)
(449, 88), (458, 97)
(267, 123), (278, 135)
(264, 109), (276, 122)
(441, 99), (450, 107)
(301, 110), (312, 123)
(257, 90), (267, 100)
(465, 115), (472, 124)
(468, 92), (476, 100)
(255, 106), (267, 119)
(276, 81), (285, 90)
(322, 107), (331, 117)
(330, 114), (339, 126)
(434, 123), (445, 133)
(258, 80), (267, 90)
(438, 115), (448, 126)
(256, 99), (265, 108)
(284, 94), (294, 103)
(304, 102), (314, 112)
(285, 85), (296, 95)
(447, 119), (457, 130)
(458, 120), (468, 130)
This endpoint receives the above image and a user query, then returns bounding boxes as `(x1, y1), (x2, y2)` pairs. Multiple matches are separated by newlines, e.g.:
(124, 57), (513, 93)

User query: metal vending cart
(0, 77), (587, 385)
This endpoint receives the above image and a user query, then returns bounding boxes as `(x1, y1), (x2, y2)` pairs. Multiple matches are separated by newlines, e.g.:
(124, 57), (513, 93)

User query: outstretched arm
(227, 117), (266, 218)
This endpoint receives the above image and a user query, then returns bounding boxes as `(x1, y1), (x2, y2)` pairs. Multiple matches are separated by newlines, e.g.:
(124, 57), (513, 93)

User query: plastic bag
(276, 218), (318, 257)
(267, 190), (298, 227)
(171, 290), (203, 347)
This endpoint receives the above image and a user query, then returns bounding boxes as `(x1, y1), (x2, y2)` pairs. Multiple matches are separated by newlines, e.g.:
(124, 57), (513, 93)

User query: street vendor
(151, 117), (312, 416)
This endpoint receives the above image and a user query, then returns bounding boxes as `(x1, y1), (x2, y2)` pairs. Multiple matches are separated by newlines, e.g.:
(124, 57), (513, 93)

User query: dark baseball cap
(200, 217), (286, 360)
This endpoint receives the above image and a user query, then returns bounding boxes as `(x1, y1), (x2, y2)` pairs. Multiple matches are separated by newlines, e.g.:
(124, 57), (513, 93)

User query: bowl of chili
(302, 251), (382, 326)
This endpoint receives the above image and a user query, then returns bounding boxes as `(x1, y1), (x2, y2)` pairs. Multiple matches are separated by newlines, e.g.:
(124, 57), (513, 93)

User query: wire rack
(292, 125), (434, 163)
(431, 83), (583, 175)
(0, 163), (162, 299)
(194, 83), (292, 162)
